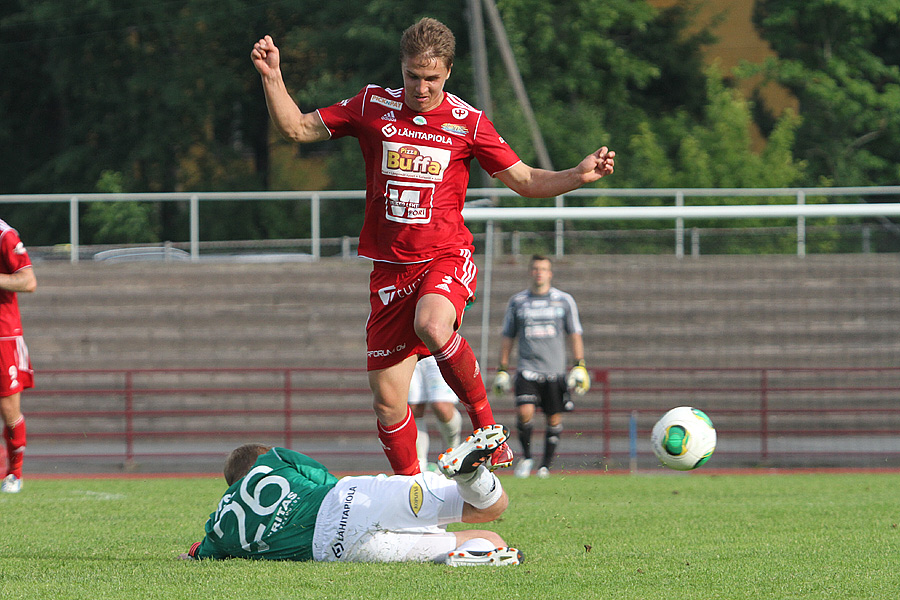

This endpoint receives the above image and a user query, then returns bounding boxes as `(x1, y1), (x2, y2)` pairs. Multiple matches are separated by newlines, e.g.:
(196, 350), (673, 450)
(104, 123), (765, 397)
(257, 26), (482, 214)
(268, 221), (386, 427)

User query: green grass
(1, 471), (898, 599)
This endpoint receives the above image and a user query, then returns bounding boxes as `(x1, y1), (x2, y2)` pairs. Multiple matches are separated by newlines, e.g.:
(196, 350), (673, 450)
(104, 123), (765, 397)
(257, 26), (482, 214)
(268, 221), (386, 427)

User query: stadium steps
(19, 253), (900, 370)
(22, 261), (371, 369)
(17, 253), (900, 472)
(480, 254), (900, 368)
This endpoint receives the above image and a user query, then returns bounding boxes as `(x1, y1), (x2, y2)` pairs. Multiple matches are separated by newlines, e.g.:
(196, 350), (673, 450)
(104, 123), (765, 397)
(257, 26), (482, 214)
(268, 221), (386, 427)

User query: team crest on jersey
(452, 107), (469, 119)
(409, 482), (424, 516)
(371, 95), (403, 110)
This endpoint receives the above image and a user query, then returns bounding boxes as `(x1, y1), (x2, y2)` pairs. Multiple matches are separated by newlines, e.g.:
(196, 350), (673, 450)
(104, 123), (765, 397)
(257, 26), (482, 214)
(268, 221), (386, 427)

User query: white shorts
(408, 356), (458, 405)
(312, 471), (464, 563)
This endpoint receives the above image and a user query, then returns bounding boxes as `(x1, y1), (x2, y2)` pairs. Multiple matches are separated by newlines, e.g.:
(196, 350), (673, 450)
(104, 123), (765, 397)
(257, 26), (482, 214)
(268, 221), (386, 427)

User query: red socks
(379, 333), (495, 475)
(5, 416), (26, 478)
(433, 333), (496, 430)
(377, 406), (420, 476)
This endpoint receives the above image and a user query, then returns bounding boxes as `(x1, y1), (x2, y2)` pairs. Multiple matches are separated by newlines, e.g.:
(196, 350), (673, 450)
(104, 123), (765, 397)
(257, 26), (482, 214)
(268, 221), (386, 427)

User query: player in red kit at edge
(0, 220), (36, 493)
(251, 18), (614, 476)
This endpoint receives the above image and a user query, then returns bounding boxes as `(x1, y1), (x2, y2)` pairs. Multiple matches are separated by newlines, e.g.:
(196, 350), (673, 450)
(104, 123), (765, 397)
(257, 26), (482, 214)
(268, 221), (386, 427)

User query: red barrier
(22, 366), (900, 473)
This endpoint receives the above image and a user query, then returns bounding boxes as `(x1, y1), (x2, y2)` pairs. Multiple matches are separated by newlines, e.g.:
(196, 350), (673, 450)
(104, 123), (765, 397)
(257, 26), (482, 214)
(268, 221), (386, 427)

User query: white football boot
(446, 547), (523, 566)
(1, 474), (22, 493)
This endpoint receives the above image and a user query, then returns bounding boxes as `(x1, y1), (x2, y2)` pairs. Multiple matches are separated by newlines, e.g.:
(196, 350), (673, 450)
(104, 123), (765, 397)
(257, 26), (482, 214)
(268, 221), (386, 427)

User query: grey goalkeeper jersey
(501, 287), (583, 376)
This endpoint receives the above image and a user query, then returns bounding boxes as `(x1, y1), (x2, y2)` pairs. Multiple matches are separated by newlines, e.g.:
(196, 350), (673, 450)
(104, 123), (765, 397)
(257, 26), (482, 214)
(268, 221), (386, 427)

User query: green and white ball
(650, 406), (716, 471)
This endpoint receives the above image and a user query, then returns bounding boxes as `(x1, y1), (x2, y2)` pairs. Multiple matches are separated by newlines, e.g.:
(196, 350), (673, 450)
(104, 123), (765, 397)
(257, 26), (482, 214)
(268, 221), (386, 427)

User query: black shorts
(514, 372), (570, 416)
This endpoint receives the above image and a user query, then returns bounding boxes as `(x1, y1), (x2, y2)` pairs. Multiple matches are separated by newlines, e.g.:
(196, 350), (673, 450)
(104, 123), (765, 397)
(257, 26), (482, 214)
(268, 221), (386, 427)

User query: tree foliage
(751, 0), (900, 185)
(0, 0), (814, 245)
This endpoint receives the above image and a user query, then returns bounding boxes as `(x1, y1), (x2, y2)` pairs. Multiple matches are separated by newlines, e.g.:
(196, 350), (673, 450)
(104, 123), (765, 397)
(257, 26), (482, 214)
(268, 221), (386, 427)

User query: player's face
(530, 259), (552, 291)
(401, 55), (451, 113)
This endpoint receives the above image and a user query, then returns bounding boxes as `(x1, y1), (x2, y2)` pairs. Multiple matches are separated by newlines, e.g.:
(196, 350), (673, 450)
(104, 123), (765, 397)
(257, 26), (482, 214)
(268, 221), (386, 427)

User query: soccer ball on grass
(650, 406), (716, 471)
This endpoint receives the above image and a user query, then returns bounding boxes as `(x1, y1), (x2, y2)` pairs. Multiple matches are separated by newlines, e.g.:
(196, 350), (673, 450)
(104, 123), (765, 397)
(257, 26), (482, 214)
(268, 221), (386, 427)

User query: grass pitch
(0, 470), (898, 600)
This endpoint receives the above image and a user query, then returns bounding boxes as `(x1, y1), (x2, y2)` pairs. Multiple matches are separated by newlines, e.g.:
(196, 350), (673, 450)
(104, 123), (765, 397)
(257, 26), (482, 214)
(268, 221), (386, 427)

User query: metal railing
(22, 366), (900, 474)
(3, 186), (900, 263)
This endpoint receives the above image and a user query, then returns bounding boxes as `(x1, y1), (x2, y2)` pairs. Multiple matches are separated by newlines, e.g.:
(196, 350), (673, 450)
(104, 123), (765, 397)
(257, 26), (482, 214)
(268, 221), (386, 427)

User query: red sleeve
(471, 114), (521, 177)
(0, 229), (31, 275)
(187, 541), (202, 558)
(316, 87), (368, 140)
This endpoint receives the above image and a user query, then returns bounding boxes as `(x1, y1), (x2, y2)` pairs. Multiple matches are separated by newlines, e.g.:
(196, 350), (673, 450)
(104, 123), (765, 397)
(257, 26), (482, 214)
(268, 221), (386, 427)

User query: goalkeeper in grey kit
(492, 254), (589, 479)
(182, 427), (521, 566)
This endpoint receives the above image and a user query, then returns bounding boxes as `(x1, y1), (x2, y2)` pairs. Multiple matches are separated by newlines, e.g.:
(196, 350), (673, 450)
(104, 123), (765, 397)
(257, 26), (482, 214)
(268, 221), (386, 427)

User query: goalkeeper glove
(566, 360), (590, 395)
(492, 368), (511, 396)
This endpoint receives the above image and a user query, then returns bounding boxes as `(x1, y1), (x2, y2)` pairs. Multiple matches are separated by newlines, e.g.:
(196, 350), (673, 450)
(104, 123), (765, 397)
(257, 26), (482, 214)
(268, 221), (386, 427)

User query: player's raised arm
(251, 35), (330, 144)
(496, 147), (615, 199)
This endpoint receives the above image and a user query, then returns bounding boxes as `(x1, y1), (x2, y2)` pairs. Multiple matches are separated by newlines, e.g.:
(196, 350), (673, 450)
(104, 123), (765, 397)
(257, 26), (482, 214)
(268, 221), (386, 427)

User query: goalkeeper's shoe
(437, 424), (509, 478)
(446, 547), (522, 567)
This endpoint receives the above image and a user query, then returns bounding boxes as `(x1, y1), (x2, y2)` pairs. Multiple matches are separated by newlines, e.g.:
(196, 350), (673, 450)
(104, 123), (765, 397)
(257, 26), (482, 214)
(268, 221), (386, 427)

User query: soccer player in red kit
(0, 220), (36, 493)
(251, 18), (614, 476)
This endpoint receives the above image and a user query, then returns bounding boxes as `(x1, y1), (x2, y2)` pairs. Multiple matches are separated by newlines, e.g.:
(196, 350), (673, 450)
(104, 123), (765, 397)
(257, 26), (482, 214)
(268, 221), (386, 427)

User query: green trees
(752, 0), (900, 185)
(2, 1), (894, 245)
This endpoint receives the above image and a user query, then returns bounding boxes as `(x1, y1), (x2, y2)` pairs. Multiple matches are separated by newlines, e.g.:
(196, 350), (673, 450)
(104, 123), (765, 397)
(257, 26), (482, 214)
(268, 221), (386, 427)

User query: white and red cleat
(437, 424), (510, 478)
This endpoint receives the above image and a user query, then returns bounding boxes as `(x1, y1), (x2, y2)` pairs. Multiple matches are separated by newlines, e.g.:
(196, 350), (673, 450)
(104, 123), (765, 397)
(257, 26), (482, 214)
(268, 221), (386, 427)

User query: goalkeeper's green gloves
(566, 360), (590, 395)
(492, 367), (511, 396)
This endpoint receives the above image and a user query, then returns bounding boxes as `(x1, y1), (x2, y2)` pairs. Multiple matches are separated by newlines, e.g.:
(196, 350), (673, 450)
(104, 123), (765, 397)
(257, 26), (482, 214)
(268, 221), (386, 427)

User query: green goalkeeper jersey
(194, 447), (339, 561)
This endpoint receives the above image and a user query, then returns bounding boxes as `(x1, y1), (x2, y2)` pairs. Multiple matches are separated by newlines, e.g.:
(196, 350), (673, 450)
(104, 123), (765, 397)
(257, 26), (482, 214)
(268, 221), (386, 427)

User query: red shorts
(0, 336), (34, 397)
(366, 250), (478, 371)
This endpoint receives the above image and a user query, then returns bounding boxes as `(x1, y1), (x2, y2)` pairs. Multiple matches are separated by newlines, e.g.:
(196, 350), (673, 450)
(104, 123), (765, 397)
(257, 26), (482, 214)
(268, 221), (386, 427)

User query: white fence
(3, 186), (900, 263)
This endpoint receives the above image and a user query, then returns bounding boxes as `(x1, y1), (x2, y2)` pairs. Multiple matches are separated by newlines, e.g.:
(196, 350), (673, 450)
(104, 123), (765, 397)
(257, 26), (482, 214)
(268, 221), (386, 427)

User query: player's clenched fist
(251, 35), (281, 77)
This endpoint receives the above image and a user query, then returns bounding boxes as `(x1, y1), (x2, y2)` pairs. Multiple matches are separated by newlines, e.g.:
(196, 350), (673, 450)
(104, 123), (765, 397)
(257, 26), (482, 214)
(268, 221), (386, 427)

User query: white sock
(455, 465), (503, 509)
(438, 409), (463, 450)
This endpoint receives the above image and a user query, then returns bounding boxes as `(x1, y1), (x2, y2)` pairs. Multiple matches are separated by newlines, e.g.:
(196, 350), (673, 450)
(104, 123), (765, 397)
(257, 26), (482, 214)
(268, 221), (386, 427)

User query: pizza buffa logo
(385, 145), (443, 177)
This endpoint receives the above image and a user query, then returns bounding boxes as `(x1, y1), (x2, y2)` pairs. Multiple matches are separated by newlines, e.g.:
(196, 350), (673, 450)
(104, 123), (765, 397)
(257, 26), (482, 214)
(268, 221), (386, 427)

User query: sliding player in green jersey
(182, 426), (521, 566)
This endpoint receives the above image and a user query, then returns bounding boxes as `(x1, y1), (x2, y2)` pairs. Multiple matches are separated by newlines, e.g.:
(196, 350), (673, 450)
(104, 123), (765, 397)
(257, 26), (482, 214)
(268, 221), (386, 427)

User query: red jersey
(0, 220), (31, 337)
(317, 86), (521, 264)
